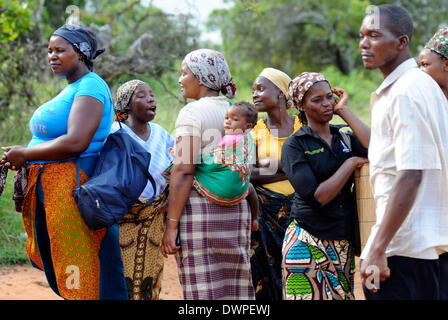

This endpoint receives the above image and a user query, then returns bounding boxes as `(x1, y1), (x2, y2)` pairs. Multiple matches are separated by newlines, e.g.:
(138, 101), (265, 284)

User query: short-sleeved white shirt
(361, 58), (448, 260)
(175, 96), (229, 157)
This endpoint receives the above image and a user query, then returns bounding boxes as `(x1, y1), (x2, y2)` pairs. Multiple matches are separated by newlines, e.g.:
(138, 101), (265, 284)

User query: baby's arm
(246, 183), (260, 231)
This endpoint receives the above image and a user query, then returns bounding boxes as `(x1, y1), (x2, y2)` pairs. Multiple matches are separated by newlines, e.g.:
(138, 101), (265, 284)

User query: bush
(0, 174), (27, 265)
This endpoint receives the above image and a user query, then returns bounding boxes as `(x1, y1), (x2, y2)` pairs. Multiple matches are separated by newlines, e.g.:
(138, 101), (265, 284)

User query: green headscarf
(425, 26), (448, 59)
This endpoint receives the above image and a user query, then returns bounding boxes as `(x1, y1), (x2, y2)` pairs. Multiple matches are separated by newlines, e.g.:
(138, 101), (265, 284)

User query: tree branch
(154, 78), (184, 104)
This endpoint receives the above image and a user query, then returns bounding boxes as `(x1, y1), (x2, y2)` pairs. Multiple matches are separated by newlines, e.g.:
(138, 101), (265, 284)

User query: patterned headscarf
(184, 49), (236, 99)
(114, 80), (148, 118)
(53, 24), (105, 71)
(425, 26), (448, 59)
(289, 72), (329, 108)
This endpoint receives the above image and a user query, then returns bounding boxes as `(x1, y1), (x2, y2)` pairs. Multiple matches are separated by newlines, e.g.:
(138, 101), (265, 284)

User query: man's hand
(360, 250), (390, 292)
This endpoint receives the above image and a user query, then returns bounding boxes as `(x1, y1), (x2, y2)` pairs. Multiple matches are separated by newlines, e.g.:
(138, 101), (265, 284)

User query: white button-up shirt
(361, 58), (448, 260)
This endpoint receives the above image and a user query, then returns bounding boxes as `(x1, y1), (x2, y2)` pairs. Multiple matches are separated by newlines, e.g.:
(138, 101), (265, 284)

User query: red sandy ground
(0, 256), (365, 300)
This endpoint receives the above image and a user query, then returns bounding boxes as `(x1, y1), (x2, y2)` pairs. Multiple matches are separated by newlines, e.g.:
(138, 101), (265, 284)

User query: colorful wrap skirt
(250, 185), (294, 300)
(282, 220), (355, 300)
(21, 162), (106, 300)
(175, 189), (255, 300)
(119, 190), (168, 300)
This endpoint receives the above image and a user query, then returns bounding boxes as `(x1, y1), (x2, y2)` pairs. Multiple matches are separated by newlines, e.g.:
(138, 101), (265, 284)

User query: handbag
(73, 121), (156, 230)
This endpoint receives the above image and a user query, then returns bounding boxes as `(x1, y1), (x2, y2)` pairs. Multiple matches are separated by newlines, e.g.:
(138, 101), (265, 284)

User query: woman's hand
(161, 221), (181, 257)
(1, 146), (27, 170)
(331, 87), (371, 148)
(332, 88), (349, 115)
(350, 156), (369, 168)
(251, 218), (259, 231)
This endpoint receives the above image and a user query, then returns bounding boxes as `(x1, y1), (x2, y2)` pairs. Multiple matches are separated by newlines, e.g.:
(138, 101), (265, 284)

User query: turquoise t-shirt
(28, 72), (113, 175)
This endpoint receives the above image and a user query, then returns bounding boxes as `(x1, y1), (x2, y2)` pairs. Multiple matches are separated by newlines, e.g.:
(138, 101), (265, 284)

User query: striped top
(110, 121), (174, 198)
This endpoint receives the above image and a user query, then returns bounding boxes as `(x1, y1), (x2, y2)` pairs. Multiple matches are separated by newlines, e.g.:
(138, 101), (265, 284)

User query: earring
(116, 111), (128, 122)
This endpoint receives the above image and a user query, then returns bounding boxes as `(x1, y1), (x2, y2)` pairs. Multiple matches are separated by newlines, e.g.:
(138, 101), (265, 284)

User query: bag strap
(75, 109), (122, 188)
(113, 106), (123, 130)
(75, 157), (81, 189)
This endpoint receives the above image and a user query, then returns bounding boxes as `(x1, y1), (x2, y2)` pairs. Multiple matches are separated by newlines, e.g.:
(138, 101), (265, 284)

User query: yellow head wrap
(258, 67), (292, 99)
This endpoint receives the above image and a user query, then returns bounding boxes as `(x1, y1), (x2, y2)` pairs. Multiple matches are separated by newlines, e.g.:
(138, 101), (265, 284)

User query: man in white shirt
(359, 4), (448, 299)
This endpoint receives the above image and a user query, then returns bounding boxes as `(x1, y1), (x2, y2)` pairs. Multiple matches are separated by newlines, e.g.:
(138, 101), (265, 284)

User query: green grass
(0, 174), (27, 266)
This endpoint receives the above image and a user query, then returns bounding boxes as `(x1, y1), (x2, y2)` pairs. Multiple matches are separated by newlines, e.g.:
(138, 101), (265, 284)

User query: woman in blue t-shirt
(0, 25), (125, 300)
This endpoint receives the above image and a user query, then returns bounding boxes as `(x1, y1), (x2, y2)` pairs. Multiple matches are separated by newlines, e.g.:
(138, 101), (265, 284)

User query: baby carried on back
(166, 101), (260, 230)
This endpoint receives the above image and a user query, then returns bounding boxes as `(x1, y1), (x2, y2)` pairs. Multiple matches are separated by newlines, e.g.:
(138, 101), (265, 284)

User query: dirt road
(0, 256), (365, 300)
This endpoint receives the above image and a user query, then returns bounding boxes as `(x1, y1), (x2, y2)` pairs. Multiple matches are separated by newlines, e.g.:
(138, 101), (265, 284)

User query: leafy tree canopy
(209, 0), (447, 84)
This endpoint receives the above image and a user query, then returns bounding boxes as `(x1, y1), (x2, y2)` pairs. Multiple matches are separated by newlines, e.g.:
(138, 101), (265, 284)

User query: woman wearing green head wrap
(418, 26), (448, 300)
(419, 26), (448, 99)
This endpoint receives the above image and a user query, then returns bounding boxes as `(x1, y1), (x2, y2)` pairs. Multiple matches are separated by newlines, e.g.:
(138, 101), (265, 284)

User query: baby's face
(224, 106), (249, 135)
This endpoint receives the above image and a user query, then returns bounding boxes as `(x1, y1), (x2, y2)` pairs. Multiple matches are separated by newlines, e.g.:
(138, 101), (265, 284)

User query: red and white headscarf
(184, 49), (237, 99)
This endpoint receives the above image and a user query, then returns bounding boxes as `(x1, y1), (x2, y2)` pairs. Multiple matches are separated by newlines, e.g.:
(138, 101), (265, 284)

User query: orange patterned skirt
(21, 162), (106, 300)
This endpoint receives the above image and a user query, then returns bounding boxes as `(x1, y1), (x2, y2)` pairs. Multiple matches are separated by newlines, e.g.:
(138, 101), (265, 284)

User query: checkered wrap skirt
(175, 189), (255, 300)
